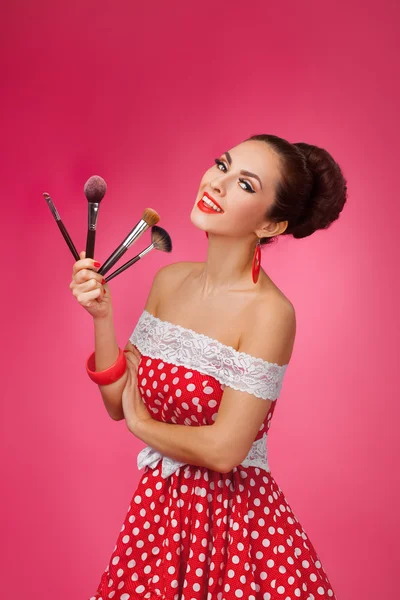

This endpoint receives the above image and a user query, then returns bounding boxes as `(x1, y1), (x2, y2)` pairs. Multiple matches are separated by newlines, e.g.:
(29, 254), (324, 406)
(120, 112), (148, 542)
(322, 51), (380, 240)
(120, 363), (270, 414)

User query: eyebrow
(223, 151), (263, 190)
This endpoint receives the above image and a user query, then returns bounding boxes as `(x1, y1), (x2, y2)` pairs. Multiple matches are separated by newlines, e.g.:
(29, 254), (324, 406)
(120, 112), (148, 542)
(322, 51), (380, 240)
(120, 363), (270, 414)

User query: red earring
(205, 232), (209, 239)
(252, 238), (261, 284)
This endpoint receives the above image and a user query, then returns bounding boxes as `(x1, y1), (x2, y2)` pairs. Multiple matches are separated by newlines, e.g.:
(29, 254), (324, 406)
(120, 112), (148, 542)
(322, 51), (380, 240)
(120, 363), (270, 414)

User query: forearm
(93, 314), (127, 420)
(132, 418), (224, 472)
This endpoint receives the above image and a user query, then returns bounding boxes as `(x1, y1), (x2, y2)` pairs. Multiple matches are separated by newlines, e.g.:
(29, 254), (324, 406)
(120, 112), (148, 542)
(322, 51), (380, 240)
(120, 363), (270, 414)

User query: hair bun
(291, 142), (348, 238)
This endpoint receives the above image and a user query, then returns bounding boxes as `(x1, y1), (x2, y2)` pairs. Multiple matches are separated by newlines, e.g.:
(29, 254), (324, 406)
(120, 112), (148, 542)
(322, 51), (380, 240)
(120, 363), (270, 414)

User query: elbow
(214, 446), (243, 474)
(108, 408), (125, 421)
(111, 414), (125, 421)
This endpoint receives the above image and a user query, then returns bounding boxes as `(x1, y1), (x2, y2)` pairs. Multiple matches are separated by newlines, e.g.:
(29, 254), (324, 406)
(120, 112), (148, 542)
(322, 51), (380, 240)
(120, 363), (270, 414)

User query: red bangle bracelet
(86, 347), (127, 386)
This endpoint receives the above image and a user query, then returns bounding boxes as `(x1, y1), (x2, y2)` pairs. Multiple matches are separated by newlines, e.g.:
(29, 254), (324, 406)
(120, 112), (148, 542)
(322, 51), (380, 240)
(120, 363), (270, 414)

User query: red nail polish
(94, 261), (101, 267)
(102, 279), (106, 284)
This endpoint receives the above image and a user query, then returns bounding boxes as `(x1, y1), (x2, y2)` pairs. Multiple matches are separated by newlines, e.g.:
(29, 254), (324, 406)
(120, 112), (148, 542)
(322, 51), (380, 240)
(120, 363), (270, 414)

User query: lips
(202, 191), (224, 212)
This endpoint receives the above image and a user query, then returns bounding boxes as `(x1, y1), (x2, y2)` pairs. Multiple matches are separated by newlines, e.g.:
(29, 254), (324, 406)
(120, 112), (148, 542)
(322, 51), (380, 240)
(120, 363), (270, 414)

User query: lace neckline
(142, 310), (287, 369)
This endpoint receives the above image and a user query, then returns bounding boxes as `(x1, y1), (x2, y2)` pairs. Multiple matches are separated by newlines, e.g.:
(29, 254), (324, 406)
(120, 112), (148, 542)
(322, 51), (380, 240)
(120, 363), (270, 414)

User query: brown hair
(245, 134), (348, 245)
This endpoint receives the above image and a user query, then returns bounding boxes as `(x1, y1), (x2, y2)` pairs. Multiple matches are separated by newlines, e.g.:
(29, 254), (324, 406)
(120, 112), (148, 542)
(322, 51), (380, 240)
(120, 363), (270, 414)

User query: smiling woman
(84, 132), (347, 600)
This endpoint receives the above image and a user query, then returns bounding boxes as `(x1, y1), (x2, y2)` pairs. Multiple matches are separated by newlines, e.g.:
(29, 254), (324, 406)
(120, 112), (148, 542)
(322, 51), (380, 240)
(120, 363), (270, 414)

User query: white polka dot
(203, 386), (214, 394)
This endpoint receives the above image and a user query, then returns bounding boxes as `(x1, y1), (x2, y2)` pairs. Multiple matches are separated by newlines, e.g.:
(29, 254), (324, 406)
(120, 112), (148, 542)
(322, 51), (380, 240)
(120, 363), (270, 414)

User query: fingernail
(102, 279), (106, 284)
(94, 261), (101, 267)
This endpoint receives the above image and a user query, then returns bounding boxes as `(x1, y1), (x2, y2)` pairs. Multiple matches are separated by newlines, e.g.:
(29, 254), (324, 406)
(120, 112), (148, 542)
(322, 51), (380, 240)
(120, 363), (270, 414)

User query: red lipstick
(197, 191), (224, 214)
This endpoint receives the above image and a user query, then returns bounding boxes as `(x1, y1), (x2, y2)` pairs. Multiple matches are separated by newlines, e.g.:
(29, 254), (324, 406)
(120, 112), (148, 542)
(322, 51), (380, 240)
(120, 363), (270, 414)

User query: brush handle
(57, 220), (80, 260)
(105, 254), (142, 282)
(98, 244), (129, 276)
(86, 229), (96, 259)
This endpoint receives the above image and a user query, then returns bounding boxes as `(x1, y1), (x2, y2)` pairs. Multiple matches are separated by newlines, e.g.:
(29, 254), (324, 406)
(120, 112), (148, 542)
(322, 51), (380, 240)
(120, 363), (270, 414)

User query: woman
(71, 134), (347, 600)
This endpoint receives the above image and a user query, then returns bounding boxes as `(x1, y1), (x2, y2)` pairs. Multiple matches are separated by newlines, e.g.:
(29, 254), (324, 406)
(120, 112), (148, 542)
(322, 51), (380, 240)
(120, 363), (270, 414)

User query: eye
(213, 158), (256, 193)
(239, 178), (255, 193)
(214, 158), (227, 172)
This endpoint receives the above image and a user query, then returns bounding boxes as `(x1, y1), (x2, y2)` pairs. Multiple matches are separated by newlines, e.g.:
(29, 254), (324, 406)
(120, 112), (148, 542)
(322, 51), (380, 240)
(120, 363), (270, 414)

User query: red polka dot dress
(90, 310), (336, 600)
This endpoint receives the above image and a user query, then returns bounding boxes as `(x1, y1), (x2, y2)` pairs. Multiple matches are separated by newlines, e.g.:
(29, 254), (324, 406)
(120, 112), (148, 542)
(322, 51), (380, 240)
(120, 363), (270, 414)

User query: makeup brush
(84, 175), (107, 259)
(105, 226), (172, 283)
(98, 208), (160, 276)
(43, 192), (80, 260)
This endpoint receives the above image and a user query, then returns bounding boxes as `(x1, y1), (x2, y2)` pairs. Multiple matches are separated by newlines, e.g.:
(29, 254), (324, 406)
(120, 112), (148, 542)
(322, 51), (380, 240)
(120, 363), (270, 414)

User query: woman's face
(190, 139), (282, 239)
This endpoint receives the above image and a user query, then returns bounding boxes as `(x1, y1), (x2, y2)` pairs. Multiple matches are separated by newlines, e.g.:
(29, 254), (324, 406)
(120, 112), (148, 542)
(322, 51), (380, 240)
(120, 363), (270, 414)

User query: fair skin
(70, 139), (296, 472)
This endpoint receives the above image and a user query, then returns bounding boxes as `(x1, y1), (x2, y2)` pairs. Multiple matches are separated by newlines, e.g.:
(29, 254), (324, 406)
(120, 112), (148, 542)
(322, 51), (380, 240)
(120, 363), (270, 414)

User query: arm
(212, 299), (296, 472)
(130, 299), (295, 473)
(94, 313), (128, 421)
(132, 418), (222, 472)
(95, 265), (169, 421)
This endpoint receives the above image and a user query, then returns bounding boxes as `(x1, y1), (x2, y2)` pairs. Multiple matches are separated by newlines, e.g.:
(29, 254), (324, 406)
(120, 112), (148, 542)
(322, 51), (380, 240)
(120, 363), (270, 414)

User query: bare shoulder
(143, 261), (199, 314)
(239, 286), (297, 366)
(252, 284), (296, 333)
(154, 261), (199, 286)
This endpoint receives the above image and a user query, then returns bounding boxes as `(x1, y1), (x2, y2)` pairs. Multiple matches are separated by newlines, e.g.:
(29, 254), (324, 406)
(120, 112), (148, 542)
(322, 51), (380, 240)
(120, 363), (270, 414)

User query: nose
(210, 174), (226, 196)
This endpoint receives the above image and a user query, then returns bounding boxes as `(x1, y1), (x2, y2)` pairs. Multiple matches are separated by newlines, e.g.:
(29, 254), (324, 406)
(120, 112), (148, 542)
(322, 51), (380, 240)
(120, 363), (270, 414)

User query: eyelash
(213, 159), (256, 193)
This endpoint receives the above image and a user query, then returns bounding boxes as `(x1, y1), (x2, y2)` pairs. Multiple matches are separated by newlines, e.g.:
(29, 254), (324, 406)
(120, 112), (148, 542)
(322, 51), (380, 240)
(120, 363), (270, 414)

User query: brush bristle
(84, 175), (107, 202)
(151, 226), (172, 253)
(142, 208), (160, 227)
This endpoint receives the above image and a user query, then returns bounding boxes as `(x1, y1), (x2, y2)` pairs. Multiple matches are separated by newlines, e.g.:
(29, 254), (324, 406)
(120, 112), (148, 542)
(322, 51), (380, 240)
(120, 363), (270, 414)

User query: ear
(256, 219), (288, 239)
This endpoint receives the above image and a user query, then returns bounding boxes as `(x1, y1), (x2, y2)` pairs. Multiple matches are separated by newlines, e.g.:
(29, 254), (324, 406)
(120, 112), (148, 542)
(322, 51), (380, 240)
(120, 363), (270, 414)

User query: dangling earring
(252, 238), (261, 284)
(205, 232), (209, 239)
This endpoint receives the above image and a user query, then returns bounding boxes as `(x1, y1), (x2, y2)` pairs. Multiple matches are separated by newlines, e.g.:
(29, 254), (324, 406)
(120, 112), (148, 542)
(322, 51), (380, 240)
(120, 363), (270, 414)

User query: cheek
(227, 196), (257, 224)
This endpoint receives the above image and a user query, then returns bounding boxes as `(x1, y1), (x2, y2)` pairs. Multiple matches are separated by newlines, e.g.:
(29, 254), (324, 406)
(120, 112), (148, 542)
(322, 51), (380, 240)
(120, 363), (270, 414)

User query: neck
(197, 233), (260, 297)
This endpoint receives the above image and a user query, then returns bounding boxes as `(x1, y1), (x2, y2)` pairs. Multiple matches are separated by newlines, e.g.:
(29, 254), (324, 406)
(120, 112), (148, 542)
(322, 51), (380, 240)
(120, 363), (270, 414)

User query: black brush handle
(85, 230), (96, 259)
(105, 255), (141, 282)
(98, 244), (129, 276)
(57, 220), (80, 260)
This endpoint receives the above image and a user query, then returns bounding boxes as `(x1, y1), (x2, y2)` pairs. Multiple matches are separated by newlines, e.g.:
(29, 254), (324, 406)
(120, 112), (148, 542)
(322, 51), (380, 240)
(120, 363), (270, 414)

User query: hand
(69, 250), (112, 319)
(122, 346), (152, 434)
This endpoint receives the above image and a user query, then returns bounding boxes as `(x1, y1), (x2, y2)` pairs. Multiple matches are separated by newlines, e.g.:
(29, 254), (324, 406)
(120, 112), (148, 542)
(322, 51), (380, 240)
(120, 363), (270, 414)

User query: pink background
(1, 0), (399, 598)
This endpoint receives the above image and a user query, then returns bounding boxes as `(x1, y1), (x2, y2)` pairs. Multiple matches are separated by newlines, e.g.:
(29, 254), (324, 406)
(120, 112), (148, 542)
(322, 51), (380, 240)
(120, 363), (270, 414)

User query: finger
(124, 352), (139, 369)
(132, 346), (142, 359)
(76, 287), (103, 307)
(73, 277), (104, 294)
(72, 257), (102, 277)
(74, 269), (106, 286)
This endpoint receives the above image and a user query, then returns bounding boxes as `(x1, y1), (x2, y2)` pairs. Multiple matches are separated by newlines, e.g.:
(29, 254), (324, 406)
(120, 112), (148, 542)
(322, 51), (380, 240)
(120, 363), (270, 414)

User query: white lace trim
(130, 310), (288, 401)
(137, 432), (270, 478)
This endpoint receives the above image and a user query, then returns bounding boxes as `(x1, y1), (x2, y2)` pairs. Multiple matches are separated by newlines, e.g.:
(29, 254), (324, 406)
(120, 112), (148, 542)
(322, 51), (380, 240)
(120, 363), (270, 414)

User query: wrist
(93, 312), (114, 325)
(86, 347), (127, 385)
